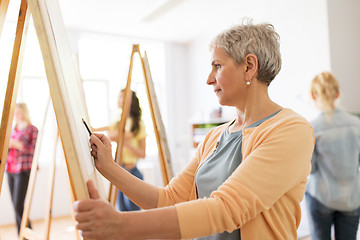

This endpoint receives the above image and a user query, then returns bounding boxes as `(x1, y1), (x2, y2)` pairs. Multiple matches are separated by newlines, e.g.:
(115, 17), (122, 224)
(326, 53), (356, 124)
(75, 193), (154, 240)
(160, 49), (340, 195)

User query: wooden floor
(0, 215), (311, 240)
(1, 217), (358, 240)
(6, 218), (360, 240)
(0, 215), (80, 240)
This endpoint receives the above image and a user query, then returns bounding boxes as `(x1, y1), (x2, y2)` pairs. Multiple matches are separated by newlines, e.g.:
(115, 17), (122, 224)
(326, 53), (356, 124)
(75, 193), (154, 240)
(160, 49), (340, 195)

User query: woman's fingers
(87, 180), (100, 199)
(74, 211), (94, 228)
(91, 143), (97, 151)
(74, 197), (121, 240)
(90, 134), (103, 147)
(91, 150), (97, 158)
(74, 199), (95, 212)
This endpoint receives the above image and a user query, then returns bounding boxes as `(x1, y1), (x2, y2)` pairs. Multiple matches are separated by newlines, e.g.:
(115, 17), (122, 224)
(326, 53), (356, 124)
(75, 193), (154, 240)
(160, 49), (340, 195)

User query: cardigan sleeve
(157, 154), (199, 207)
(175, 119), (314, 239)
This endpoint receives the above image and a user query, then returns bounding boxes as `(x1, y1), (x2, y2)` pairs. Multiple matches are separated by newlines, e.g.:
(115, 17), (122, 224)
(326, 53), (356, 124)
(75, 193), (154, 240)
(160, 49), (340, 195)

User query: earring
(246, 81), (251, 86)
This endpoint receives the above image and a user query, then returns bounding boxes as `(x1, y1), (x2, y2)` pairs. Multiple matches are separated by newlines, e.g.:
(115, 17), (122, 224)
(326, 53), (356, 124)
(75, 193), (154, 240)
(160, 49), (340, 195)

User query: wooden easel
(108, 44), (174, 206)
(0, 0), (95, 239)
(0, 0), (10, 36)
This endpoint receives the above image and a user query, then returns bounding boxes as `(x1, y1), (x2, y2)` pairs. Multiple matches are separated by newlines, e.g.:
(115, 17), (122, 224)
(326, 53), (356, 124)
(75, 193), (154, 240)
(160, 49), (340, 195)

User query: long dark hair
(122, 89), (142, 136)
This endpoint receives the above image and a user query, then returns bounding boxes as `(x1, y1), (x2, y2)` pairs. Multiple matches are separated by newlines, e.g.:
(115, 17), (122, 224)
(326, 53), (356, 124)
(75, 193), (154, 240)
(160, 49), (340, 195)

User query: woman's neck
(16, 121), (29, 130)
(230, 87), (282, 132)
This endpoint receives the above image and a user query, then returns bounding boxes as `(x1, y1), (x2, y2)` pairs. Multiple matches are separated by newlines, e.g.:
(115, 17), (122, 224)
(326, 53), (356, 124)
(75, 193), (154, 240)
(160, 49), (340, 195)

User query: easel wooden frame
(28, 0), (106, 202)
(0, 0), (10, 36)
(0, 0), (30, 195)
(0, 0), (100, 238)
(108, 44), (174, 206)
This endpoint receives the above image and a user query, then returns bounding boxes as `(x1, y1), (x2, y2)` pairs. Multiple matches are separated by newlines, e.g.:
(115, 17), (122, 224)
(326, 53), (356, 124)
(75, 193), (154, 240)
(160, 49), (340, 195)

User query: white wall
(327, 0), (360, 113)
(163, 42), (193, 174)
(183, 0), (331, 123)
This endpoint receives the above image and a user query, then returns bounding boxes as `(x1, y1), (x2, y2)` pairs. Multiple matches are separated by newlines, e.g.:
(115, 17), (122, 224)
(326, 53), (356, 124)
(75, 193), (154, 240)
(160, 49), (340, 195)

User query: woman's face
(117, 91), (124, 108)
(14, 107), (25, 122)
(117, 91), (132, 109)
(207, 47), (246, 106)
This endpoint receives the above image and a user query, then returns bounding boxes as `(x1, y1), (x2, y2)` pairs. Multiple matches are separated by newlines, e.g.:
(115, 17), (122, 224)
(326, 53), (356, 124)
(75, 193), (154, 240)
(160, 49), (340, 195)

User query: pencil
(82, 118), (92, 136)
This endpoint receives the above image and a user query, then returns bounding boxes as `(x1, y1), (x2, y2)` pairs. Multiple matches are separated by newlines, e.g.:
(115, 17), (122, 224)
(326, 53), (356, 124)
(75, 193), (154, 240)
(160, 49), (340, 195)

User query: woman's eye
(215, 64), (221, 68)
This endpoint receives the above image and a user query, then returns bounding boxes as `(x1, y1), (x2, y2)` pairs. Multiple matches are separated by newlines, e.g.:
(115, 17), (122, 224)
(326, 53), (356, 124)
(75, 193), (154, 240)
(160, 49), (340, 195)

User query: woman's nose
(207, 71), (215, 85)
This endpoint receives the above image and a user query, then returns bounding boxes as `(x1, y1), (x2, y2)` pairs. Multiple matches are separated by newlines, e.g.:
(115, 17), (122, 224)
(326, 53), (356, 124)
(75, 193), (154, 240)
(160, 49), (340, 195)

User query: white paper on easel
(28, 0), (106, 200)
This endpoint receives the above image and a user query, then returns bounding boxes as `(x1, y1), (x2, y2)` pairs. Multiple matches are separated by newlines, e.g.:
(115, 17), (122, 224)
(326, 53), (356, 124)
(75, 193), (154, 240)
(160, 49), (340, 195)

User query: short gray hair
(209, 20), (282, 86)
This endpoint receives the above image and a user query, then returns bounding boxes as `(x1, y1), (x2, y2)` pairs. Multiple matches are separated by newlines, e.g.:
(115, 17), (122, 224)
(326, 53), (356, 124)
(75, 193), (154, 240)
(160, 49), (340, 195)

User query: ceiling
(56, 0), (265, 43)
(4, 0), (277, 43)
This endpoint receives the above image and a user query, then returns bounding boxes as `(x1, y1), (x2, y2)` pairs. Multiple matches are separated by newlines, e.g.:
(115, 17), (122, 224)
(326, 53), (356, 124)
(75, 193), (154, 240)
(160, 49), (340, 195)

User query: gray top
(195, 110), (281, 240)
(306, 108), (360, 211)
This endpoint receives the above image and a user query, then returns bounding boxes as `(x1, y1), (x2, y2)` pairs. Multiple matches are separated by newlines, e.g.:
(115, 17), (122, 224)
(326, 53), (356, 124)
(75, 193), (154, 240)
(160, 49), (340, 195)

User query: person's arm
(9, 126), (38, 153)
(90, 133), (158, 209)
(26, 126), (38, 154)
(74, 180), (181, 240)
(107, 129), (117, 141)
(9, 139), (24, 150)
(310, 144), (318, 173)
(92, 126), (110, 132)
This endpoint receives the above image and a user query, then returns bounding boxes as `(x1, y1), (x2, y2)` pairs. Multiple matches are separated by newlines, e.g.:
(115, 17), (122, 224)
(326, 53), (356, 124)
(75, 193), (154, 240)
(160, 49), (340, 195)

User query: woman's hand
(89, 133), (114, 175)
(9, 139), (24, 150)
(74, 180), (126, 240)
(107, 130), (118, 142)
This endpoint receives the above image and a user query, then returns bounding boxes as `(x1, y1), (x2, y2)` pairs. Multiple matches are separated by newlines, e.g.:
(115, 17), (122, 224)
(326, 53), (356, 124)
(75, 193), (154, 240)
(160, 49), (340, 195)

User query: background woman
(95, 89), (146, 211)
(306, 72), (360, 240)
(6, 103), (38, 234)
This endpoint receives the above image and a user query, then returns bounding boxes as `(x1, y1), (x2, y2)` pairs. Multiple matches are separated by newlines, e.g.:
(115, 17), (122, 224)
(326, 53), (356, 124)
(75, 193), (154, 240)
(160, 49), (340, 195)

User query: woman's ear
(311, 92), (317, 100)
(245, 54), (258, 81)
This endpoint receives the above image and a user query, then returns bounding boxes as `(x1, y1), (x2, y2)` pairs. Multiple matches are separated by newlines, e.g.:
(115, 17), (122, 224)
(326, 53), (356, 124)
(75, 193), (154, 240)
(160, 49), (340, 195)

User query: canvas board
(28, 0), (106, 200)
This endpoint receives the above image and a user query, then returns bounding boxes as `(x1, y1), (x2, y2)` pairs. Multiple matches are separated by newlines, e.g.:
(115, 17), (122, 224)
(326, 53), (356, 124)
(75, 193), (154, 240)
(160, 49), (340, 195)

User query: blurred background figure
(95, 89), (147, 211)
(305, 72), (360, 240)
(6, 103), (38, 234)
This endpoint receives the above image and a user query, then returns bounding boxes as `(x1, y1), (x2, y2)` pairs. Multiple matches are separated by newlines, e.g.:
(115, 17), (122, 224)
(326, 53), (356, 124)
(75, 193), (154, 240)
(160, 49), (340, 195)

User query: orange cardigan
(157, 108), (314, 240)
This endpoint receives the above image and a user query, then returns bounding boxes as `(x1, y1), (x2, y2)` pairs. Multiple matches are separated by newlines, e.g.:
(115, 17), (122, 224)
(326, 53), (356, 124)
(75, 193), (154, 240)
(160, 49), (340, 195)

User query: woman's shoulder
(249, 108), (314, 142)
(138, 119), (146, 131)
(269, 108), (312, 127)
(136, 120), (147, 137)
(313, 109), (360, 128)
(28, 124), (38, 133)
(339, 110), (360, 125)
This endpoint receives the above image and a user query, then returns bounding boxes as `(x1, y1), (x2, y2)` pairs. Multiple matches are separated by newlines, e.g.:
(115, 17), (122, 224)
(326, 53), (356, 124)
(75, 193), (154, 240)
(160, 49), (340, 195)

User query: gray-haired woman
(74, 20), (314, 240)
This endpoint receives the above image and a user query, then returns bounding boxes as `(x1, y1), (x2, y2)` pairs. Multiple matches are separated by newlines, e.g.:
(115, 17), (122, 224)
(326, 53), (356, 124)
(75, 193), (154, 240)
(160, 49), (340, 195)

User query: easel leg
(140, 52), (174, 184)
(67, 167), (82, 240)
(19, 97), (50, 239)
(108, 45), (136, 206)
(42, 132), (58, 239)
(19, 131), (58, 240)
(0, 0), (10, 36)
(0, 0), (31, 195)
